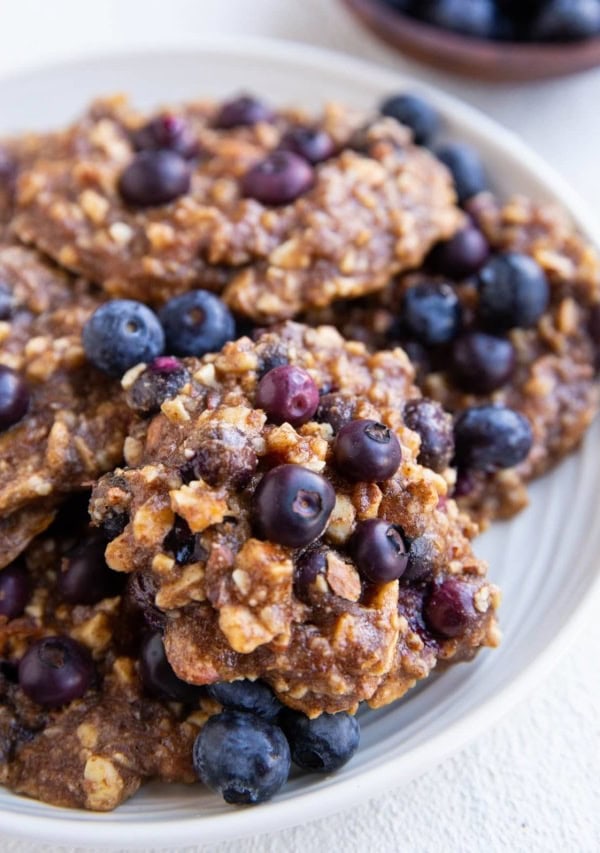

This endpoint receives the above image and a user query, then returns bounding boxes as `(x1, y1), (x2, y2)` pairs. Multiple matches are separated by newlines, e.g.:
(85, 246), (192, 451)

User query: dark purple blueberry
(207, 680), (282, 720)
(350, 519), (409, 584)
(420, 0), (496, 37)
(403, 536), (437, 584)
(403, 398), (455, 473)
(193, 710), (290, 804)
(139, 632), (203, 703)
(158, 290), (235, 358)
(256, 365), (319, 427)
(242, 151), (314, 206)
(451, 332), (516, 394)
(334, 419), (401, 482)
(429, 226), (490, 280)
(477, 253), (550, 330)
(532, 0), (600, 41)
(83, 299), (164, 377)
(454, 404), (533, 471)
(436, 143), (488, 204)
(279, 709), (360, 773)
(215, 95), (274, 129)
(279, 126), (336, 164)
(118, 150), (191, 207)
(58, 531), (126, 605)
(18, 636), (94, 708)
(424, 578), (477, 638)
(253, 464), (336, 548)
(0, 366), (29, 431)
(163, 516), (201, 565)
(294, 548), (327, 600)
(0, 562), (30, 619)
(131, 113), (198, 159)
(401, 282), (462, 346)
(379, 93), (440, 146)
(181, 424), (258, 489)
(315, 392), (356, 433)
(0, 282), (14, 320)
(127, 356), (190, 415)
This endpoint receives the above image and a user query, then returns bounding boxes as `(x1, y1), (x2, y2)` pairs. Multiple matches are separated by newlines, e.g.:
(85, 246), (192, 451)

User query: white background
(0, 1), (599, 851)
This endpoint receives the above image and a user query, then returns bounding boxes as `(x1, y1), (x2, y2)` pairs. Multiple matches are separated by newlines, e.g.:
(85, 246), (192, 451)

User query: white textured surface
(0, 2), (599, 851)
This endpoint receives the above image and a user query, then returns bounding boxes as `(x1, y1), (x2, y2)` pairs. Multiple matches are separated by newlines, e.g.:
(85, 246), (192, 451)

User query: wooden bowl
(343, 0), (600, 82)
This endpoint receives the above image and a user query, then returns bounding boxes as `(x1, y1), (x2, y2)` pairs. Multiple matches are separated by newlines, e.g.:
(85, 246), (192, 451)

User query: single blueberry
(215, 95), (274, 129)
(334, 419), (402, 482)
(0, 561), (30, 619)
(420, 0), (497, 38)
(0, 366), (29, 431)
(451, 332), (516, 394)
(131, 113), (198, 159)
(315, 392), (356, 433)
(193, 710), (291, 804)
(293, 548), (328, 600)
(207, 680), (282, 720)
(532, 0), (600, 41)
(256, 365), (320, 427)
(119, 149), (191, 207)
(83, 299), (165, 377)
(429, 226), (490, 280)
(58, 531), (126, 604)
(401, 282), (462, 346)
(18, 636), (94, 708)
(139, 632), (204, 703)
(477, 253), (550, 330)
(436, 142), (488, 204)
(454, 404), (533, 471)
(279, 126), (336, 164)
(379, 93), (440, 145)
(253, 464), (336, 549)
(242, 151), (314, 206)
(350, 519), (409, 584)
(403, 536), (437, 584)
(424, 578), (477, 638)
(279, 709), (360, 773)
(159, 290), (236, 358)
(403, 398), (455, 473)
(127, 356), (190, 415)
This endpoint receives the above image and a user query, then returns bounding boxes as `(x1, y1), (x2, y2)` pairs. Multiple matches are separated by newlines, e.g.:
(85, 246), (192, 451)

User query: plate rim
(1, 34), (600, 848)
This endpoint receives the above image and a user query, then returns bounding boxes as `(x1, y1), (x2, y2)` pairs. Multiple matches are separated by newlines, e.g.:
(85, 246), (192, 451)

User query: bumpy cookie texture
(0, 517), (205, 810)
(90, 323), (499, 717)
(305, 194), (600, 525)
(13, 96), (461, 317)
(0, 243), (131, 567)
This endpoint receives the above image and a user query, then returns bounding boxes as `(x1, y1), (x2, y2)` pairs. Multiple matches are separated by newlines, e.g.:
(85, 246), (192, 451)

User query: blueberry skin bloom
(334, 419), (402, 482)
(207, 680), (282, 720)
(242, 151), (314, 206)
(351, 519), (409, 583)
(477, 253), (550, 331)
(379, 92), (440, 146)
(403, 398), (455, 473)
(193, 710), (291, 804)
(119, 150), (191, 207)
(279, 709), (360, 773)
(159, 290), (236, 358)
(401, 282), (462, 346)
(279, 127), (336, 164)
(532, 0), (600, 41)
(83, 299), (165, 377)
(18, 636), (95, 708)
(256, 365), (320, 427)
(454, 404), (533, 472)
(253, 464), (336, 549)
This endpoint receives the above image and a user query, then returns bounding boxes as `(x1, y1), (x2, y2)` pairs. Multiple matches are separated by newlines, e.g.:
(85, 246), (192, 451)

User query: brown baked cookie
(0, 243), (131, 567)
(12, 95), (461, 316)
(0, 511), (206, 811)
(304, 194), (600, 526)
(89, 323), (499, 718)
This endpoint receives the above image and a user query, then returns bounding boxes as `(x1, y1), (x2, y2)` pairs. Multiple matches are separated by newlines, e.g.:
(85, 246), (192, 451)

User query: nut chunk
(90, 323), (499, 717)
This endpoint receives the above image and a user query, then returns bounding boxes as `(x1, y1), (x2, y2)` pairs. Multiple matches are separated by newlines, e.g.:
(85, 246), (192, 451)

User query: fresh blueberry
(256, 365), (320, 427)
(131, 113), (198, 159)
(83, 299), (164, 377)
(119, 150), (191, 207)
(436, 143), (488, 204)
(0, 366), (29, 431)
(403, 398), (455, 473)
(477, 253), (550, 330)
(420, 0), (496, 38)
(242, 151), (314, 205)
(0, 282), (14, 320)
(0, 561), (30, 619)
(403, 536), (437, 584)
(429, 226), (490, 280)
(193, 710), (291, 804)
(379, 93), (440, 146)
(207, 680), (282, 720)
(401, 282), (462, 346)
(350, 519), (409, 584)
(127, 356), (190, 415)
(532, 0), (600, 41)
(58, 531), (126, 605)
(334, 419), (402, 482)
(139, 632), (204, 703)
(18, 636), (94, 708)
(279, 709), (360, 773)
(279, 126), (336, 164)
(451, 332), (516, 394)
(215, 95), (274, 129)
(424, 578), (477, 638)
(253, 464), (336, 548)
(158, 290), (235, 358)
(454, 404), (533, 471)
(294, 548), (328, 600)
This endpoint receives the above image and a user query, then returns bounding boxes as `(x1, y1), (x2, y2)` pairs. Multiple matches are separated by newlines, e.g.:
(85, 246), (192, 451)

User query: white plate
(1, 36), (600, 849)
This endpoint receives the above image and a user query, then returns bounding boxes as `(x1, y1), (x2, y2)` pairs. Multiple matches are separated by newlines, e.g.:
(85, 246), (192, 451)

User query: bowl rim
(1, 34), (600, 848)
